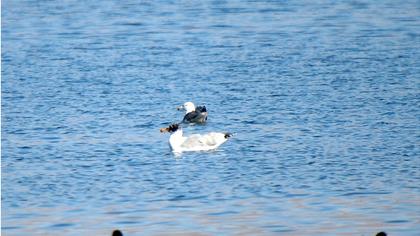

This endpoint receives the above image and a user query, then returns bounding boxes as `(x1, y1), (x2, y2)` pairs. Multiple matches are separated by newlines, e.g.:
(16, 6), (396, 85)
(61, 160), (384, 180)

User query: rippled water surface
(2, 1), (420, 235)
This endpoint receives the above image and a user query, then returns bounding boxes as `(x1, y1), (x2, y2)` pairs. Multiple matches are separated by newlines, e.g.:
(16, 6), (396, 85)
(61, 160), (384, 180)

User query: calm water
(2, 0), (420, 235)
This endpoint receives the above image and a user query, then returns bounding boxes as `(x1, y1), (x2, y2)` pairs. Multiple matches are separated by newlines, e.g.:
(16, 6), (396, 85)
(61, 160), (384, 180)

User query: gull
(177, 102), (208, 124)
(160, 123), (232, 153)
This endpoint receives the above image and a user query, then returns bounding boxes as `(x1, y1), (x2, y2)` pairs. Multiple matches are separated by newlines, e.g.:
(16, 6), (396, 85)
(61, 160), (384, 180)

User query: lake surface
(2, 0), (420, 235)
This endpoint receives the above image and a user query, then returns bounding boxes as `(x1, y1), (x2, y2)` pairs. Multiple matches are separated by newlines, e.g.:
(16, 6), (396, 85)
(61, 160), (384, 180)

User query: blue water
(2, 1), (420, 235)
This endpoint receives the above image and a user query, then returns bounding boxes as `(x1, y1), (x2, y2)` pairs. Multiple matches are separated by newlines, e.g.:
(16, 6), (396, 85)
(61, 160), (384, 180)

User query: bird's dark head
(160, 123), (180, 133)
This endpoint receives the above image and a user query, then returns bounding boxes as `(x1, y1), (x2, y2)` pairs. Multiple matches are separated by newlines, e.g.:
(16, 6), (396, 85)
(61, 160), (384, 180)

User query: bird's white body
(169, 129), (229, 153)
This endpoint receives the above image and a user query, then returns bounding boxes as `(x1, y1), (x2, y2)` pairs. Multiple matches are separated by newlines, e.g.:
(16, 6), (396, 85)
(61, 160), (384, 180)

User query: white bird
(177, 102), (208, 124)
(160, 123), (232, 153)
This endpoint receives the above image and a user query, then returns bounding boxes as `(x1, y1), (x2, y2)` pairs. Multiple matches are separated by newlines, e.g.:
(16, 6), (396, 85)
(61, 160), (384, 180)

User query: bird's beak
(160, 127), (169, 133)
(176, 105), (184, 111)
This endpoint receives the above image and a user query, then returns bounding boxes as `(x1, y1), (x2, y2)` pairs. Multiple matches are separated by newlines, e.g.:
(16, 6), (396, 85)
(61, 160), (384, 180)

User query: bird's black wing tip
(224, 133), (233, 138)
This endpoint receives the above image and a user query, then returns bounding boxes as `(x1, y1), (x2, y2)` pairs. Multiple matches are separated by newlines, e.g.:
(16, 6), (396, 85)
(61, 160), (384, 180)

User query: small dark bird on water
(112, 229), (123, 236)
(376, 232), (387, 236)
(177, 102), (208, 124)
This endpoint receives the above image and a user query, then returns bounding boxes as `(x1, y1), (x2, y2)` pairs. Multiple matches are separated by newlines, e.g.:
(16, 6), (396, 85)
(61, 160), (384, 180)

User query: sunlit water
(2, 1), (420, 235)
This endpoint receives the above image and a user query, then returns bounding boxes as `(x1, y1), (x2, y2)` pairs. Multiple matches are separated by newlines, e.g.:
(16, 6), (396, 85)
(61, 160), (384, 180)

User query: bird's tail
(224, 133), (233, 138)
